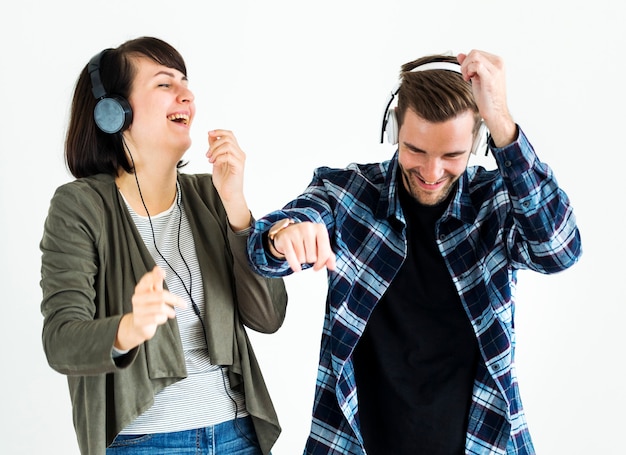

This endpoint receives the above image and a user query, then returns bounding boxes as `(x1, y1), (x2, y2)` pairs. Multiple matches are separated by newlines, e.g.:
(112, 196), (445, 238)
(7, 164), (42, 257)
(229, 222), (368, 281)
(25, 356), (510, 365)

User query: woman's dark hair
(65, 36), (187, 178)
(396, 54), (481, 137)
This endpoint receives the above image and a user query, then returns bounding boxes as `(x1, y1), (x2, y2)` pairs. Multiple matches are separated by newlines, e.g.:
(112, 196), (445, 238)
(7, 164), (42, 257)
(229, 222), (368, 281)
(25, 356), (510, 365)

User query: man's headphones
(87, 49), (133, 134)
(380, 61), (489, 156)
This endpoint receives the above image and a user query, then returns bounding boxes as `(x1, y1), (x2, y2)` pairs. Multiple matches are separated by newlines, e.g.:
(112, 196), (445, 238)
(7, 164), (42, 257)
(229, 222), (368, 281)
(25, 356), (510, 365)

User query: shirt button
(522, 201), (530, 208)
(504, 160), (512, 167)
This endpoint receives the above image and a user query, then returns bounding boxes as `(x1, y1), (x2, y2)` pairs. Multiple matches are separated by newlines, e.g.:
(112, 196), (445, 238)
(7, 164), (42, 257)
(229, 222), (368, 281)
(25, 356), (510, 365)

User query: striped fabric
(120, 185), (247, 434)
(247, 126), (581, 454)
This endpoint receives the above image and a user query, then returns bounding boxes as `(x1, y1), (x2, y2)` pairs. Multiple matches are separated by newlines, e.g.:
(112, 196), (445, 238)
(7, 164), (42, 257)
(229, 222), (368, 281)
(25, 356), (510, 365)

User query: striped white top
(119, 184), (248, 434)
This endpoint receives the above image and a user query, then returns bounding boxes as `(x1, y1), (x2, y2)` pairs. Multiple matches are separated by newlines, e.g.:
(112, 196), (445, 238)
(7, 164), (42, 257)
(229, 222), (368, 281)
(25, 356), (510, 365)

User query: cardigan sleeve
(227, 221), (288, 334)
(40, 181), (133, 375)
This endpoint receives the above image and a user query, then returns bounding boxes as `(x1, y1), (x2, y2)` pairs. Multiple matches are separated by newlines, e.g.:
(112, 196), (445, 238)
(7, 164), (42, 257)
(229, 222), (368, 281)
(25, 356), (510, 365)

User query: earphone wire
(122, 137), (256, 447)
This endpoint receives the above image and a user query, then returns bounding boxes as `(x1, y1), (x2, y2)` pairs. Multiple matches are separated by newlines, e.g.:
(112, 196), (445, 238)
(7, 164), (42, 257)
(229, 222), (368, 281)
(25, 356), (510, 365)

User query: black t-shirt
(353, 181), (480, 455)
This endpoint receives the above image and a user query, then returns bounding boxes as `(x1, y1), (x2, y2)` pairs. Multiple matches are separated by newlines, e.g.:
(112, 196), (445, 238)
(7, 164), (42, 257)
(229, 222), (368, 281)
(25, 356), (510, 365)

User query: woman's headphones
(87, 49), (133, 134)
(380, 61), (489, 156)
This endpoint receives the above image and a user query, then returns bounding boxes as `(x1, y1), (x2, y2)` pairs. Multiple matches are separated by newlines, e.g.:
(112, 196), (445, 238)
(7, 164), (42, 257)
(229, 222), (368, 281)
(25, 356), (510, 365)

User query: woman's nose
(179, 86), (194, 103)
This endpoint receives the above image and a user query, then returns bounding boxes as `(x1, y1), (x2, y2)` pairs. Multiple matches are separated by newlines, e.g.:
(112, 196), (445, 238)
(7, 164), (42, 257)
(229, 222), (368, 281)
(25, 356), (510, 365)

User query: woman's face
(124, 56), (195, 166)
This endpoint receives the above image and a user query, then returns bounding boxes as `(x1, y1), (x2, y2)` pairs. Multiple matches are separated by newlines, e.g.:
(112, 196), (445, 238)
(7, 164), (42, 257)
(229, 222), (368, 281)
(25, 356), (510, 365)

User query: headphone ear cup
(471, 121), (489, 155)
(385, 108), (399, 145)
(94, 95), (132, 134)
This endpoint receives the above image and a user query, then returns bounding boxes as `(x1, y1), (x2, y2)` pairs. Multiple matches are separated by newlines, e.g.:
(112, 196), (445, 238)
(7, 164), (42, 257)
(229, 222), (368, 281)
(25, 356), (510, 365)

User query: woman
(40, 36), (287, 455)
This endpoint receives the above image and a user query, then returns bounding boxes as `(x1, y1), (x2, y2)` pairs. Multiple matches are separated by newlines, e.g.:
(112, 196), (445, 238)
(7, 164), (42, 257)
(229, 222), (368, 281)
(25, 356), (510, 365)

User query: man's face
(397, 109), (475, 206)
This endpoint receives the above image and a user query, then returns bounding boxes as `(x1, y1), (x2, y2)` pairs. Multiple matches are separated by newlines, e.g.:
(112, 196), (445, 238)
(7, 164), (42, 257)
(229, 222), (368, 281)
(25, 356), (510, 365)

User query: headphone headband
(380, 58), (489, 155)
(88, 49), (112, 100)
(387, 61), (462, 100)
(407, 61), (461, 75)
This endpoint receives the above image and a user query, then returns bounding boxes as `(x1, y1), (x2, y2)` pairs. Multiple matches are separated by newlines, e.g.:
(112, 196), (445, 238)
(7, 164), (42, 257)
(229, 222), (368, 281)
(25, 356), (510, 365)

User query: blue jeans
(106, 417), (263, 454)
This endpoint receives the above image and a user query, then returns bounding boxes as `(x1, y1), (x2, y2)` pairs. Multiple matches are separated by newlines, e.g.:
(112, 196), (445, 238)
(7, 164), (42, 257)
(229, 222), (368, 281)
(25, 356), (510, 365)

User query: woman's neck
(115, 169), (178, 216)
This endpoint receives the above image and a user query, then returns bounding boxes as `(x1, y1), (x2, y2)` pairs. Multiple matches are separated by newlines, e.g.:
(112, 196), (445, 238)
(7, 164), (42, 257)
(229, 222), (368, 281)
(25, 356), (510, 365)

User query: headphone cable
(123, 138), (258, 448)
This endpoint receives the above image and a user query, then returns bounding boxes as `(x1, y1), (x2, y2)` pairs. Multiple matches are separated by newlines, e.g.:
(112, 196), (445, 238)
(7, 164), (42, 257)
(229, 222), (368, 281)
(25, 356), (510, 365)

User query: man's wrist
(267, 218), (297, 258)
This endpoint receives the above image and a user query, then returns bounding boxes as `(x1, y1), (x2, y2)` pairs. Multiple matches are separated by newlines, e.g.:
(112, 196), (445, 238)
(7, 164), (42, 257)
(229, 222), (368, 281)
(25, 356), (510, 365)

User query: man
(247, 50), (581, 454)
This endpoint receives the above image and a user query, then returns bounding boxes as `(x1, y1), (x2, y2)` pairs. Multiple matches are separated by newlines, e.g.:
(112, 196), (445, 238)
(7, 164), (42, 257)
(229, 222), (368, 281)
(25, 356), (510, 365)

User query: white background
(1, 1), (623, 454)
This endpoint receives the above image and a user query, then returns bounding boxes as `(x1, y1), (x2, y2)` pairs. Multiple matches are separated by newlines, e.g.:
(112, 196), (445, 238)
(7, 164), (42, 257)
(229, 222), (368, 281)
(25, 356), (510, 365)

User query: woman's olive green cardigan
(40, 172), (287, 454)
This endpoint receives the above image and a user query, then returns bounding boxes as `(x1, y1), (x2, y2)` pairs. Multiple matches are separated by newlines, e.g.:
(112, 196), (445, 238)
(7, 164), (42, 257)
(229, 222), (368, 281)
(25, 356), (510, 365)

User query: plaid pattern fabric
(247, 127), (581, 454)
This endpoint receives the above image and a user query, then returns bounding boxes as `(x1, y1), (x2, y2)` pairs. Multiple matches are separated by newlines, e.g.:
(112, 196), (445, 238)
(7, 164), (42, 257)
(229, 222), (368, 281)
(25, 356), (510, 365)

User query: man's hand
(457, 50), (517, 147)
(269, 220), (336, 273)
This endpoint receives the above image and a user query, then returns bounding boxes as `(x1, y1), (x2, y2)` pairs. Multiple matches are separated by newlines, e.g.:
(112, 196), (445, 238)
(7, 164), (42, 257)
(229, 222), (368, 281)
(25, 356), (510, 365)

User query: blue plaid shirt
(247, 127), (581, 454)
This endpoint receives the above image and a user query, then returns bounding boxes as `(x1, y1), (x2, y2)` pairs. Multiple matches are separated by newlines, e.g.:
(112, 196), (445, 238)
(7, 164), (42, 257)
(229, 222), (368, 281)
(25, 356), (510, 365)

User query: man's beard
(400, 166), (459, 206)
